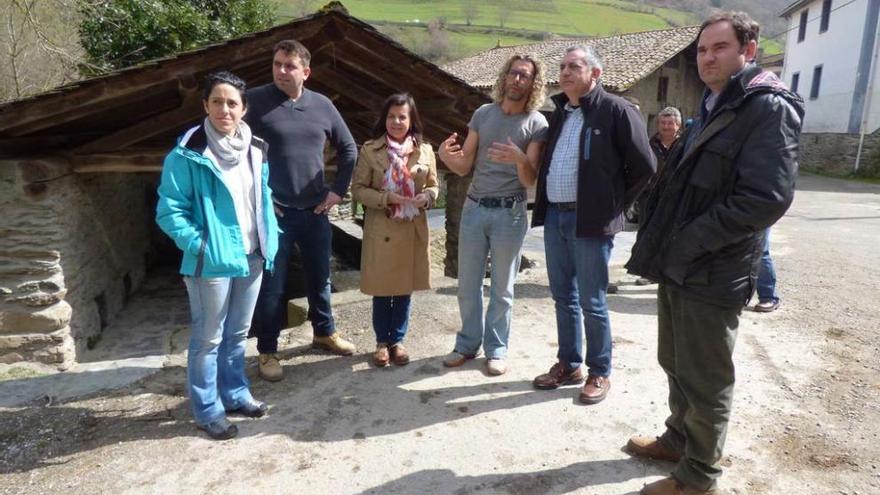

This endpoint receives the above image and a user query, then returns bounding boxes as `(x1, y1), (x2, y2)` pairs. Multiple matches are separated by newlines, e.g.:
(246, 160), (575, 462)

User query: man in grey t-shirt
(438, 54), (549, 376)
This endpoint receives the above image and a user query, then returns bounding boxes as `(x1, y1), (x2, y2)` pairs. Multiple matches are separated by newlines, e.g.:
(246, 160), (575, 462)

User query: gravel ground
(0, 172), (878, 494)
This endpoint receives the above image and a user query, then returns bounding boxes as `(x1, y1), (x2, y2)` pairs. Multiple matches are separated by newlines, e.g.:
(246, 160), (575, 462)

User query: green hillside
(277, 1), (780, 61)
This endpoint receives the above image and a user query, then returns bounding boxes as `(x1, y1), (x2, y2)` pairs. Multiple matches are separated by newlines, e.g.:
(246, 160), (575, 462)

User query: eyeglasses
(506, 70), (534, 81)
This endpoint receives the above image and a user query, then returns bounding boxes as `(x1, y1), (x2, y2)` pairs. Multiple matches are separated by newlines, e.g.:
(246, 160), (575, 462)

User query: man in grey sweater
(247, 39), (358, 382)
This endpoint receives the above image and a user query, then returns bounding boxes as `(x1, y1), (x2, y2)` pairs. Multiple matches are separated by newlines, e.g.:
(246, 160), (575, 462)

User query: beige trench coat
(350, 138), (439, 296)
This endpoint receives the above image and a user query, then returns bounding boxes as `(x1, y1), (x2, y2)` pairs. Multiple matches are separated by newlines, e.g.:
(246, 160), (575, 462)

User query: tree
(78, 0), (275, 75)
(1, 0), (85, 102)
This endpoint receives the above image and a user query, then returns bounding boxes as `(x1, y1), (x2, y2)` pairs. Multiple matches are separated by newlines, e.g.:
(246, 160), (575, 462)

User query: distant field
(277, 1), (782, 58)
(278, 0), (698, 34)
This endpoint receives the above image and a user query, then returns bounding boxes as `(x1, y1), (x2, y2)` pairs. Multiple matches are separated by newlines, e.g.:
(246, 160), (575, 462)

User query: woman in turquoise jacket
(156, 71), (279, 440)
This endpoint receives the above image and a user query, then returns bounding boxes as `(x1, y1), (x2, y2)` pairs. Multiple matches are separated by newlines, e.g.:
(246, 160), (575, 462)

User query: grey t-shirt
(467, 103), (549, 198)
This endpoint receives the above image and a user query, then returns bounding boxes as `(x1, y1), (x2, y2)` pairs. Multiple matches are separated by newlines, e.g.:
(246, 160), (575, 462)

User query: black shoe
(197, 418), (238, 440)
(228, 400), (268, 418)
(607, 283), (619, 294)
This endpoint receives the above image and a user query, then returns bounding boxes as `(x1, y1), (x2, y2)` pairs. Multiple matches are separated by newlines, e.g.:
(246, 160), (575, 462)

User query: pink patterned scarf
(383, 135), (418, 220)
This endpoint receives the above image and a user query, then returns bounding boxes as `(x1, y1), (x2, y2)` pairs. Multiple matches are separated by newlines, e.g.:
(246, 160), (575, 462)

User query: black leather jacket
(625, 65), (805, 307)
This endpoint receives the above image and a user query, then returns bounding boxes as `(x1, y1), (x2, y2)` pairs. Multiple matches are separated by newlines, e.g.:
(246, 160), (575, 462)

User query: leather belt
(550, 202), (577, 211)
(468, 194), (525, 208)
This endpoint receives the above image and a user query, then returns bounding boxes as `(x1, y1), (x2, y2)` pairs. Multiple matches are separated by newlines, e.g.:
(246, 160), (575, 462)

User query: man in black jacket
(624, 12), (803, 495)
(531, 45), (655, 404)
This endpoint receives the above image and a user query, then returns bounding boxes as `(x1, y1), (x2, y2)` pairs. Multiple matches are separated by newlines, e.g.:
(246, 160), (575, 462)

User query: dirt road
(1, 172), (878, 494)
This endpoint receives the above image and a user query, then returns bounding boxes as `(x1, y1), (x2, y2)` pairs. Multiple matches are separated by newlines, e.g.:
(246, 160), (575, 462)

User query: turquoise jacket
(156, 125), (279, 278)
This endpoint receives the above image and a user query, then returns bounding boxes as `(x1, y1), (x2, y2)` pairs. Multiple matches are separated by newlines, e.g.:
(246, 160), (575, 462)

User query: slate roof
(0, 7), (488, 160)
(443, 25), (700, 93)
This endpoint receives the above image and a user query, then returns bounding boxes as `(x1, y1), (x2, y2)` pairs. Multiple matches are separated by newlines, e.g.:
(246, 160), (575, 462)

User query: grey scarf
(204, 117), (252, 167)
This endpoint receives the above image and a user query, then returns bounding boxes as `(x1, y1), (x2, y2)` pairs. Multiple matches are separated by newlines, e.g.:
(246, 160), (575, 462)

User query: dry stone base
(1, 161), (152, 366)
(0, 301), (71, 334)
(799, 131), (880, 176)
(0, 327), (74, 368)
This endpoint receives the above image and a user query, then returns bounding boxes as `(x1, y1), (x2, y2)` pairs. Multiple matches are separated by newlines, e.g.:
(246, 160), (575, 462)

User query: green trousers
(656, 283), (741, 491)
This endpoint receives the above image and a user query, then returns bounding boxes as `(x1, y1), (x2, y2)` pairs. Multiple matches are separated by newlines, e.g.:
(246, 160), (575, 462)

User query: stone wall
(798, 131), (880, 176)
(0, 160), (152, 366)
(443, 172), (471, 278)
(0, 161), (74, 367)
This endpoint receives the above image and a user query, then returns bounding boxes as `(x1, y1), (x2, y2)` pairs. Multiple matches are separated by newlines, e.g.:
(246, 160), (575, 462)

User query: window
(820, 0), (832, 33)
(798, 10), (808, 42)
(657, 76), (669, 102)
(791, 72), (800, 94)
(810, 65), (823, 99)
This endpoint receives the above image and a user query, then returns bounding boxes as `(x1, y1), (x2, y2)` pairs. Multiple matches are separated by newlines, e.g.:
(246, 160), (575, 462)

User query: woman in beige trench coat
(350, 93), (439, 367)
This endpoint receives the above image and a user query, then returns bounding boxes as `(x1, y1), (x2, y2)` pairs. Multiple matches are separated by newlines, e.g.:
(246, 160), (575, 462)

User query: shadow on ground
(0, 351), (593, 475)
(354, 462), (644, 495)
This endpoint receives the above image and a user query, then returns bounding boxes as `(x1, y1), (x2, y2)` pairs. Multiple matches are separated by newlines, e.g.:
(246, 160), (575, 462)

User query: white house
(780, 0), (880, 134)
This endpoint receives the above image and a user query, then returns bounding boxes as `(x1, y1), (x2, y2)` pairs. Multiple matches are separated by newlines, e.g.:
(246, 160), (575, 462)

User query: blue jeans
(455, 198), (528, 359)
(756, 229), (778, 303)
(373, 295), (411, 345)
(185, 252), (263, 426)
(543, 206), (614, 376)
(254, 207), (335, 354)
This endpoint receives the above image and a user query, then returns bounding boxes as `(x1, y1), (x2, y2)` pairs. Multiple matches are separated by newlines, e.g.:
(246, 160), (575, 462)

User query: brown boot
(641, 477), (718, 494)
(373, 344), (390, 367)
(257, 353), (283, 382)
(312, 333), (356, 355)
(533, 362), (585, 389)
(626, 436), (682, 462)
(578, 374), (610, 404)
(389, 343), (410, 366)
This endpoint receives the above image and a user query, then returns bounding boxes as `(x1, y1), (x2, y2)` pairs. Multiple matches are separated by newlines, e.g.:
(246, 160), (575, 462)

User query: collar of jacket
(175, 124), (268, 166)
(550, 82), (606, 111)
(708, 63), (791, 114)
(364, 136), (423, 161)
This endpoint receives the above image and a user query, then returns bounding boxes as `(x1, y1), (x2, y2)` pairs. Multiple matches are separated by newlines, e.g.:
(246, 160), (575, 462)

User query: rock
(0, 301), (72, 333)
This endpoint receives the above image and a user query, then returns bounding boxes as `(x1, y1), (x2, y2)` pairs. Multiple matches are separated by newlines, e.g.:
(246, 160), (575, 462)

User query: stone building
(440, 26), (702, 275)
(0, 7), (487, 367)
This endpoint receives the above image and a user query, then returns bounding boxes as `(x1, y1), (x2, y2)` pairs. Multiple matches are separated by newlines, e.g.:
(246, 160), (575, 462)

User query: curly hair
(490, 54), (547, 113)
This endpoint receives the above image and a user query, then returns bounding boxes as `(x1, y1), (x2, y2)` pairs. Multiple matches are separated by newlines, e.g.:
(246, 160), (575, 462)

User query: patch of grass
(0, 366), (47, 382)
(279, 0), (700, 37)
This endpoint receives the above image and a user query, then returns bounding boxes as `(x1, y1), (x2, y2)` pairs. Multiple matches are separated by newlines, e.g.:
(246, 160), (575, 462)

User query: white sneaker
(486, 358), (507, 376)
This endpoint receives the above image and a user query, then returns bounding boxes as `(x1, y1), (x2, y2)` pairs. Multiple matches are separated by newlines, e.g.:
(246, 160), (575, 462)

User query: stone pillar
(0, 160), (75, 367)
(443, 172), (472, 278)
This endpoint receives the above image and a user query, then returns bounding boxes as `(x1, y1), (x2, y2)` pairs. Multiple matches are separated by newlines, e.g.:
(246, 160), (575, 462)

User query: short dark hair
(202, 71), (247, 107)
(699, 11), (760, 49)
(273, 39), (311, 67)
(373, 93), (424, 145)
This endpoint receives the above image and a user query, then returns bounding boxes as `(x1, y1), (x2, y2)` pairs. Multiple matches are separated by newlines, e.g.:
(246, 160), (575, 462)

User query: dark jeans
(656, 283), (740, 491)
(372, 295), (411, 345)
(756, 229), (779, 303)
(253, 207), (334, 354)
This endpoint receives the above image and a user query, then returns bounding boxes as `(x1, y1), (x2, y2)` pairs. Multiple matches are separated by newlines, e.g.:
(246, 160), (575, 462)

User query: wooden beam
(72, 85), (202, 154)
(0, 18), (328, 134)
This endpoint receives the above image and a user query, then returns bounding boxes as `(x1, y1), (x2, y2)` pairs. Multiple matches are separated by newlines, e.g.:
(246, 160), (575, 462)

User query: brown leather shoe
(641, 477), (718, 494)
(389, 343), (410, 366)
(373, 345), (390, 367)
(626, 436), (682, 462)
(533, 362), (585, 390)
(579, 374), (610, 404)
